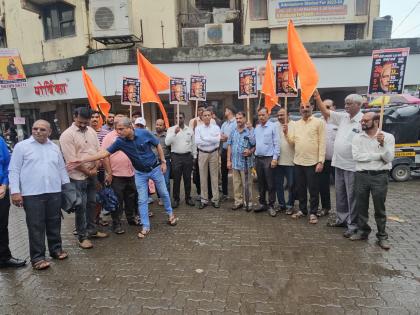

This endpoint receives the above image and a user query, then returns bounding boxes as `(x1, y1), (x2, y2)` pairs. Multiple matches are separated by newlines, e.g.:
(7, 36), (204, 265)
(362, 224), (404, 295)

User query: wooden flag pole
(141, 102), (145, 118)
(257, 90), (263, 109)
(284, 96), (288, 124)
(176, 102), (180, 126)
(246, 97), (251, 123)
(195, 99), (199, 118)
(379, 95), (385, 131)
(130, 102), (133, 121)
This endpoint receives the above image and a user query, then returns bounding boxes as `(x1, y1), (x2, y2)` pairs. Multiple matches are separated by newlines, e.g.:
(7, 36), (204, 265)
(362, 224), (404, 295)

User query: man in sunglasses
(8, 120), (70, 270)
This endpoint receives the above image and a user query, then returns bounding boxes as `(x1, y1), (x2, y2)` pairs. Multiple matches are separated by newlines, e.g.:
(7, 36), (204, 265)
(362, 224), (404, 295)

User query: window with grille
(356, 0), (368, 16)
(344, 24), (365, 40)
(195, 0), (230, 11)
(249, 0), (268, 20)
(250, 28), (270, 45)
(0, 26), (6, 47)
(42, 3), (76, 40)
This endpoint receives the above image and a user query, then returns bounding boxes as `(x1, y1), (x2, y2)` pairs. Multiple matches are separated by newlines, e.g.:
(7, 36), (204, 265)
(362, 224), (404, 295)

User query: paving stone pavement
(1, 177), (420, 314)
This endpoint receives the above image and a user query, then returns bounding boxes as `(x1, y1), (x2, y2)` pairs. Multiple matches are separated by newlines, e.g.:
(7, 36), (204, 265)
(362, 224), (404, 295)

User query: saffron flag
(287, 20), (319, 104)
(81, 67), (110, 125)
(261, 52), (278, 113)
(137, 50), (170, 128)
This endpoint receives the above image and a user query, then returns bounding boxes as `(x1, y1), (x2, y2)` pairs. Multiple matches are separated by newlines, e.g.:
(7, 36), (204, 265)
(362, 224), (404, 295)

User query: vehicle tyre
(391, 164), (410, 182)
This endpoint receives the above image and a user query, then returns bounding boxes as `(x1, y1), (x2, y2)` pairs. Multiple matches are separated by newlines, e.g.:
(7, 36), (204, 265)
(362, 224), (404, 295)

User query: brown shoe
(90, 231), (109, 238)
(79, 239), (93, 249)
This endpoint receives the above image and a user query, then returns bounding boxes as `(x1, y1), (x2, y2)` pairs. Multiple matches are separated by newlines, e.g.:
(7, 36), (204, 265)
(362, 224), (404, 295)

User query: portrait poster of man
(368, 48), (410, 95)
(189, 75), (206, 101)
(121, 77), (140, 106)
(275, 61), (298, 97)
(0, 48), (27, 88)
(170, 77), (188, 105)
(238, 67), (258, 99)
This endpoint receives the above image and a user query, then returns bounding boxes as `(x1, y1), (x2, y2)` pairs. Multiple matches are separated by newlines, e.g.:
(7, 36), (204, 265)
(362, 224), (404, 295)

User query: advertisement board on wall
(268, 0), (359, 28)
(0, 48), (27, 88)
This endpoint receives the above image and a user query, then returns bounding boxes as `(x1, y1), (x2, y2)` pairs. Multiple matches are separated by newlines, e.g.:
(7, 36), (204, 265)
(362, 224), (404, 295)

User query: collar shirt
(188, 117), (216, 130)
(152, 131), (171, 159)
(277, 121), (295, 166)
(165, 125), (197, 158)
(102, 124), (113, 132)
(195, 123), (221, 152)
(286, 116), (326, 166)
(254, 120), (280, 160)
(0, 137), (10, 185)
(106, 128), (159, 173)
(59, 124), (100, 180)
(329, 111), (363, 171)
(101, 130), (135, 177)
(220, 117), (237, 149)
(352, 131), (395, 171)
(322, 117), (338, 161)
(227, 127), (255, 170)
(97, 127), (111, 146)
(8, 137), (70, 196)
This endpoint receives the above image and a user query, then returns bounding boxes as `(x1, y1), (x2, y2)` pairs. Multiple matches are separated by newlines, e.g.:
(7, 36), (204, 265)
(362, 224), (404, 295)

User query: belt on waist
(171, 152), (192, 156)
(255, 155), (272, 159)
(358, 170), (388, 175)
(198, 148), (218, 154)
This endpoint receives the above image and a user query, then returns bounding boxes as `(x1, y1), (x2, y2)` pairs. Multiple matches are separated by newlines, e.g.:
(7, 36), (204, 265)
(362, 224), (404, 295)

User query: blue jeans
(157, 159), (171, 198)
(275, 165), (295, 209)
(134, 166), (173, 230)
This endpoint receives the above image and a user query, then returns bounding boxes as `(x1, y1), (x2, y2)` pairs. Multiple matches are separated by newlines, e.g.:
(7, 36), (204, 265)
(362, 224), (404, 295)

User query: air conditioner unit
(90, 0), (132, 38)
(204, 23), (233, 45)
(182, 28), (205, 47)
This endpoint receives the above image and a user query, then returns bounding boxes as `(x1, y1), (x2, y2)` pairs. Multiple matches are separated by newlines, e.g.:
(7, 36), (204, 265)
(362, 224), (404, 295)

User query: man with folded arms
(67, 117), (178, 239)
(350, 112), (394, 250)
(9, 120), (70, 270)
(195, 110), (221, 209)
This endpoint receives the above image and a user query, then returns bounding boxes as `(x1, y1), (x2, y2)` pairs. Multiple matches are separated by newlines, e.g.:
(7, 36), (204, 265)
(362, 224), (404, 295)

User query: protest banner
(170, 77), (188, 125)
(190, 75), (206, 117)
(121, 77), (141, 119)
(238, 68), (258, 122)
(0, 48), (27, 88)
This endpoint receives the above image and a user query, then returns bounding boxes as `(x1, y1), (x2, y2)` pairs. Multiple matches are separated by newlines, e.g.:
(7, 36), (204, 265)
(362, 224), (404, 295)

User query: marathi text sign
(170, 77), (188, 105)
(368, 48), (410, 95)
(0, 48), (27, 88)
(276, 61), (298, 97)
(121, 77), (140, 106)
(238, 68), (258, 99)
(268, 0), (357, 28)
(189, 75), (207, 101)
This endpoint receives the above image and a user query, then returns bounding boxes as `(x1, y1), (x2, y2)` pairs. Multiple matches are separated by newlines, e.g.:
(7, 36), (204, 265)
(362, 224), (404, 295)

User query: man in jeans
(153, 119), (171, 204)
(9, 120), (70, 270)
(102, 114), (137, 233)
(67, 117), (178, 239)
(220, 107), (237, 201)
(60, 107), (108, 249)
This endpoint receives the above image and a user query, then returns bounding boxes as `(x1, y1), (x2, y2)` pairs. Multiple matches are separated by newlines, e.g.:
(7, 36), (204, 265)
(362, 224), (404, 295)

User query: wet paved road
(1, 178), (420, 314)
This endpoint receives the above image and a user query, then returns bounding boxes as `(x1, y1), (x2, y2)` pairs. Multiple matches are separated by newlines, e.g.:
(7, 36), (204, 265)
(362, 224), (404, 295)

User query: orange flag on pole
(261, 52), (278, 113)
(287, 20), (319, 104)
(137, 50), (170, 128)
(81, 67), (110, 126)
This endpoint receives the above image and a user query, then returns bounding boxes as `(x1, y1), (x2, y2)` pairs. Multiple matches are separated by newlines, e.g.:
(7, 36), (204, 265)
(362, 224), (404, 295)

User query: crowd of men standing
(0, 90), (395, 271)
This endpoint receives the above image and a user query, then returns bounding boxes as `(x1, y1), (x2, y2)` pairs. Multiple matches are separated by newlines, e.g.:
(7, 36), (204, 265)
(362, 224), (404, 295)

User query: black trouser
(295, 164), (320, 215)
(355, 171), (389, 240)
(0, 190), (11, 261)
(319, 160), (332, 210)
(221, 148), (228, 196)
(171, 152), (193, 202)
(255, 156), (276, 207)
(23, 193), (62, 264)
(193, 152), (212, 198)
(111, 176), (137, 225)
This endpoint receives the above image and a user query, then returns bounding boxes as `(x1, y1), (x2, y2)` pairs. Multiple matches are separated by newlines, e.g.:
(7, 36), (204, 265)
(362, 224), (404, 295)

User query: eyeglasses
(32, 127), (47, 132)
(361, 119), (373, 123)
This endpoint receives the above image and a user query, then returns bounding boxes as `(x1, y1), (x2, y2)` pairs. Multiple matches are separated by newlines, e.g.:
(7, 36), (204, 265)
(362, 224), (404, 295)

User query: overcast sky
(380, 0), (420, 38)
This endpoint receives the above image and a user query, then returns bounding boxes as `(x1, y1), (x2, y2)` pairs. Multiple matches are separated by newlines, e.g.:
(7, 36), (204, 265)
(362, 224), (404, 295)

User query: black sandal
(137, 230), (150, 239)
(167, 216), (178, 226)
(51, 251), (69, 260)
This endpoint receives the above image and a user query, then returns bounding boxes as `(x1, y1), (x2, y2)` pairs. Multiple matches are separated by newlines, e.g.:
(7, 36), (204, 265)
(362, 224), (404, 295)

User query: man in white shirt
(165, 112), (197, 208)
(195, 110), (221, 208)
(9, 120), (70, 270)
(350, 112), (395, 250)
(314, 91), (363, 238)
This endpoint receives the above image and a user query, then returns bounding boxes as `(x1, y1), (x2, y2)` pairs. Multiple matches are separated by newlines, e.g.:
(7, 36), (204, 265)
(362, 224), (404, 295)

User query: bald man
(9, 120), (70, 270)
(153, 119), (171, 199)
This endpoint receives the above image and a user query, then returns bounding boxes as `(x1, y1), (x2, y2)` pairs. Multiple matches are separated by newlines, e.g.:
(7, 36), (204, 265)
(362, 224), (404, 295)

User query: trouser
(232, 168), (253, 207)
(295, 164), (320, 215)
(221, 148), (229, 196)
(71, 176), (98, 241)
(134, 166), (173, 230)
(335, 168), (357, 231)
(193, 153), (212, 198)
(319, 160), (332, 210)
(274, 165), (295, 209)
(198, 150), (219, 203)
(23, 193), (62, 264)
(355, 171), (389, 240)
(111, 176), (137, 225)
(171, 153), (193, 202)
(156, 159), (171, 199)
(255, 156), (276, 207)
(0, 190), (11, 261)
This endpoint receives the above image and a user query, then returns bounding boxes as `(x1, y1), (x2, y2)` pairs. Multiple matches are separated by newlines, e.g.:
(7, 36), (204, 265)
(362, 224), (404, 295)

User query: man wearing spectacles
(8, 120), (70, 270)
